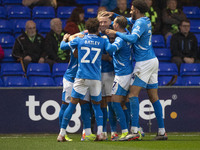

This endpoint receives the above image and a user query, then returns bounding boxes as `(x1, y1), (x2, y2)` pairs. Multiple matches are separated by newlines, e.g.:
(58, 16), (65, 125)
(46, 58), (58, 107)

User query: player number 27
(81, 47), (101, 64)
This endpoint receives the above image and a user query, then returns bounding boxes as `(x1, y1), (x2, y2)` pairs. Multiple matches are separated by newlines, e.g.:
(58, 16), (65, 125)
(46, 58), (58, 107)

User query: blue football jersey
(116, 17), (156, 62)
(60, 41), (78, 82)
(99, 32), (114, 73)
(61, 34), (109, 80)
(106, 32), (133, 76)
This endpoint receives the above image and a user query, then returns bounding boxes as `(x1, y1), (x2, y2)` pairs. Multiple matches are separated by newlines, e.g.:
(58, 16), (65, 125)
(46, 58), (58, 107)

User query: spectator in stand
(64, 7), (85, 35)
(162, 0), (187, 40)
(100, 0), (117, 11)
(0, 45), (4, 60)
(45, 18), (70, 69)
(170, 19), (198, 70)
(12, 20), (45, 70)
(144, 0), (161, 34)
(22, 0), (57, 9)
(112, 0), (131, 18)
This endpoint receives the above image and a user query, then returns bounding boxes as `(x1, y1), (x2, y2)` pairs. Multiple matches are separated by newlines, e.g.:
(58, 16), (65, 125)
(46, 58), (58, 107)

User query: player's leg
(88, 79), (105, 141)
(111, 94), (129, 141)
(147, 58), (167, 140)
(59, 78), (73, 128)
(57, 97), (79, 142)
(127, 84), (143, 140)
(107, 96), (118, 141)
(101, 96), (108, 140)
(80, 99), (96, 141)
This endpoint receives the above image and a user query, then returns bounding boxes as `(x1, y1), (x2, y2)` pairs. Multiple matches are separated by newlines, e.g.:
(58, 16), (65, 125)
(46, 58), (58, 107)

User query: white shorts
(62, 78), (90, 103)
(71, 78), (102, 102)
(112, 73), (132, 96)
(131, 58), (158, 89)
(101, 71), (114, 97)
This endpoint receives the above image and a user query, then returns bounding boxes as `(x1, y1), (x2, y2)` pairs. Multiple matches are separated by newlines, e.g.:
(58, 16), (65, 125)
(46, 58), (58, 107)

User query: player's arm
(105, 11), (134, 25)
(60, 36), (79, 50)
(105, 37), (123, 53)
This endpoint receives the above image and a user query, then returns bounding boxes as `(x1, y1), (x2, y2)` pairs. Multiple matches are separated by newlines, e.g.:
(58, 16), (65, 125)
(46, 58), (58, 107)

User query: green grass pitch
(0, 133), (200, 150)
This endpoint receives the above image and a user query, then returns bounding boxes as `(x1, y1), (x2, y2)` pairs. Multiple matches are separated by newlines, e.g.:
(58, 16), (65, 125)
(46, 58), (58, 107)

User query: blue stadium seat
(152, 35), (166, 48)
(154, 48), (171, 61)
(12, 19), (28, 35)
(54, 76), (63, 86)
(27, 63), (51, 77)
(0, 34), (15, 49)
(0, 63), (25, 76)
(166, 34), (172, 48)
(57, 6), (76, 19)
(32, 6), (55, 19)
(61, 19), (66, 30)
(195, 34), (200, 47)
(158, 62), (178, 76)
(2, 0), (22, 5)
(158, 76), (182, 86)
(158, 76), (172, 86)
(180, 63), (200, 76)
(182, 76), (200, 86)
(7, 5), (31, 19)
(0, 19), (12, 33)
(190, 20), (200, 33)
(29, 76), (55, 87)
(52, 63), (68, 77)
(83, 5), (98, 19)
(0, 78), (4, 87)
(174, 76), (183, 86)
(183, 6), (200, 19)
(37, 19), (51, 34)
(1, 49), (16, 62)
(0, 6), (7, 19)
(76, 0), (98, 5)
(3, 76), (29, 87)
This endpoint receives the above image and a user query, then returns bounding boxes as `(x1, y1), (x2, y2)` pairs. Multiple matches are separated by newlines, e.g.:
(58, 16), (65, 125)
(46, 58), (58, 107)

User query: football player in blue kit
(57, 18), (110, 141)
(106, 0), (168, 140)
(57, 33), (94, 142)
(104, 15), (134, 141)
(97, 11), (115, 140)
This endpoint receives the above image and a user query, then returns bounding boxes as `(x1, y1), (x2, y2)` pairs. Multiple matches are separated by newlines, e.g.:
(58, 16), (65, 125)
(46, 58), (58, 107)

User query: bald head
(25, 20), (36, 38)
(50, 18), (62, 34)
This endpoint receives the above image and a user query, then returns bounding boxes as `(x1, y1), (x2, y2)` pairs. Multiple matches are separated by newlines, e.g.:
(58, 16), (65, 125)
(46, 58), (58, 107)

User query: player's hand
(105, 29), (117, 36)
(102, 11), (114, 18)
(101, 35), (108, 39)
(63, 33), (70, 42)
(77, 34), (85, 38)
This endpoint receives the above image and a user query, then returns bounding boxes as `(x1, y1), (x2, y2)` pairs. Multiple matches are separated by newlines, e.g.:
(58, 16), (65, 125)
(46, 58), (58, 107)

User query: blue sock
(101, 107), (107, 132)
(92, 104), (103, 127)
(108, 102), (117, 132)
(112, 102), (127, 130)
(152, 100), (165, 128)
(61, 102), (76, 129)
(124, 102), (131, 129)
(81, 103), (91, 129)
(59, 104), (68, 128)
(129, 97), (139, 127)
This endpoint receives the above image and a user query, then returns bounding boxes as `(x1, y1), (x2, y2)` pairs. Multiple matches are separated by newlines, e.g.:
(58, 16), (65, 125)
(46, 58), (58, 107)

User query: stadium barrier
(0, 86), (199, 133)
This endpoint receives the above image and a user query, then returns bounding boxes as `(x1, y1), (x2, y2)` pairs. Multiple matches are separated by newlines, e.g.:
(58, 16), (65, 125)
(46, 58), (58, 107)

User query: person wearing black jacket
(44, 18), (70, 69)
(12, 20), (46, 69)
(170, 19), (198, 70)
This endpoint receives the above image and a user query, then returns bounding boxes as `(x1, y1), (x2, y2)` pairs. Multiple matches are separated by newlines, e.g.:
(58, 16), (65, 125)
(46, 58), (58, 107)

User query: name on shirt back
(84, 40), (100, 46)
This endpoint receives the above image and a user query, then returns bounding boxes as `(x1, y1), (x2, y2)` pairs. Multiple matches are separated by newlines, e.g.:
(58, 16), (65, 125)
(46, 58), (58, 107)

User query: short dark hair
(132, 0), (149, 14)
(180, 19), (190, 25)
(85, 18), (99, 34)
(115, 16), (127, 29)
